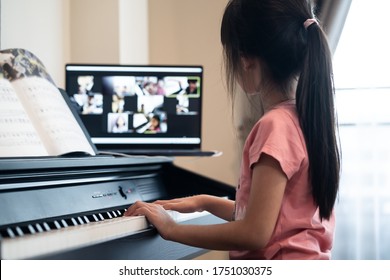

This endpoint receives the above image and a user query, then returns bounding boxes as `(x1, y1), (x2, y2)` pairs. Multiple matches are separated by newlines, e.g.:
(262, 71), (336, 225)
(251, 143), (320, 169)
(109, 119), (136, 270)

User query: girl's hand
(153, 195), (205, 213)
(124, 201), (176, 240)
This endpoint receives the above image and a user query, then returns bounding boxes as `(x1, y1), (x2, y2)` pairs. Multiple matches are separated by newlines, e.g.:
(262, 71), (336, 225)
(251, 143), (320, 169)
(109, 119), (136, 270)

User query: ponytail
(296, 22), (341, 220)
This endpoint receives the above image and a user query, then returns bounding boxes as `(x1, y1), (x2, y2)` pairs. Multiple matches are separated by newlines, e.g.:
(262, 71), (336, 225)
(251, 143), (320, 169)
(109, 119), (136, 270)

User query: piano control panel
(0, 173), (167, 227)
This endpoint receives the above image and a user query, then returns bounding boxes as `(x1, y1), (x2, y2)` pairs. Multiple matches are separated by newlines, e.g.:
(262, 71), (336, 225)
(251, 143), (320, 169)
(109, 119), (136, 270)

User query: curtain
(325, 0), (390, 259)
(314, 0), (353, 54)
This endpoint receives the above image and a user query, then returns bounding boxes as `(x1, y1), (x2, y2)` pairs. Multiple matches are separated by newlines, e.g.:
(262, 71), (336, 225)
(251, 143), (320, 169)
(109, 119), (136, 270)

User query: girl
(125, 0), (340, 260)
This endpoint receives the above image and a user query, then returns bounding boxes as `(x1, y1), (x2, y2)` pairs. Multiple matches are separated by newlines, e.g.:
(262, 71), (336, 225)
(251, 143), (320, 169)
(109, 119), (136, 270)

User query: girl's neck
(261, 79), (297, 112)
(261, 90), (295, 112)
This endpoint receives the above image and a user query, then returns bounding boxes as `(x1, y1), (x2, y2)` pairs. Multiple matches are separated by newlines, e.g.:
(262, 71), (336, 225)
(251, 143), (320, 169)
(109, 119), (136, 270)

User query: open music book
(0, 48), (97, 157)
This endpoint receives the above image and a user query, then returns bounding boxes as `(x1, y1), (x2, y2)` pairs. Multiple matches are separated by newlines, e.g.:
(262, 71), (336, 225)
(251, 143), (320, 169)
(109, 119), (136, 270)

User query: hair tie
(303, 18), (318, 29)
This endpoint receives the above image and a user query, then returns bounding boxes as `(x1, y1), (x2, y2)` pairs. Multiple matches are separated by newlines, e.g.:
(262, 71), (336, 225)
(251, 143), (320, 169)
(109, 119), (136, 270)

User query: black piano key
(18, 225), (29, 235)
(86, 214), (97, 222)
(0, 207), (132, 241)
(64, 218), (75, 227)
(45, 220), (60, 230)
(53, 220), (62, 229)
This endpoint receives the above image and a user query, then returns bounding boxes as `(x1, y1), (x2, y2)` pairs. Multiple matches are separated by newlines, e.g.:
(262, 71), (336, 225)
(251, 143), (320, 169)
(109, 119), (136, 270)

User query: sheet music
(11, 77), (96, 156)
(0, 79), (48, 156)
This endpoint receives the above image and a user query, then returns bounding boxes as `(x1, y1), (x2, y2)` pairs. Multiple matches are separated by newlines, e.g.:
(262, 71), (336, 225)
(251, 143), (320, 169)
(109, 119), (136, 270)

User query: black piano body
(0, 156), (235, 260)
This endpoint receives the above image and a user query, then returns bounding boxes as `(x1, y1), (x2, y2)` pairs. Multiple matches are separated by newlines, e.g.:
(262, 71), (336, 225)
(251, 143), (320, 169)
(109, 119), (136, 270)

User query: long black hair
(221, 0), (340, 220)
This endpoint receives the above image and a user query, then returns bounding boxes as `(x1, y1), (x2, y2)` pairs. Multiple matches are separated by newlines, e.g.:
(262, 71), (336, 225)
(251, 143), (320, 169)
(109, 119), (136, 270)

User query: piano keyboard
(0, 208), (209, 260)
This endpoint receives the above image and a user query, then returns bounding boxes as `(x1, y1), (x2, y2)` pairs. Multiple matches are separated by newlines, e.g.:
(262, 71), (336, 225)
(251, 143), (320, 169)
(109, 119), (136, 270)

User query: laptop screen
(65, 64), (203, 153)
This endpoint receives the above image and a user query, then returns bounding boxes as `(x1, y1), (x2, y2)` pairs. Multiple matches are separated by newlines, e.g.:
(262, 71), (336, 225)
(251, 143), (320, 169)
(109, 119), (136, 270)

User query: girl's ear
(240, 56), (257, 71)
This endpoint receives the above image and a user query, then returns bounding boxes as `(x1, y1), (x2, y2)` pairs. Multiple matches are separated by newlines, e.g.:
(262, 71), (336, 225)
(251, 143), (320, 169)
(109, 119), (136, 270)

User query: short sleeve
(247, 108), (306, 179)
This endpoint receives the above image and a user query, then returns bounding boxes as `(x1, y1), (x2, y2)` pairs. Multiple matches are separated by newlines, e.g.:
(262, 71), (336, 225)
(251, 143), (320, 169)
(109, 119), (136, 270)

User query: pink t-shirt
(230, 100), (335, 260)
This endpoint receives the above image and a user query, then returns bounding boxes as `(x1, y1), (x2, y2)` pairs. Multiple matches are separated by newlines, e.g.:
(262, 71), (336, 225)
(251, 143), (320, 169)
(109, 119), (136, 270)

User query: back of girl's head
(221, 0), (313, 91)
(221, 0), (340, 220)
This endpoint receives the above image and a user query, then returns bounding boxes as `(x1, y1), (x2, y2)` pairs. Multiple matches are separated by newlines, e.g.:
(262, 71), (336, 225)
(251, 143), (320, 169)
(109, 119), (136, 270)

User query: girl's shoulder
(259, 101), (298, 128)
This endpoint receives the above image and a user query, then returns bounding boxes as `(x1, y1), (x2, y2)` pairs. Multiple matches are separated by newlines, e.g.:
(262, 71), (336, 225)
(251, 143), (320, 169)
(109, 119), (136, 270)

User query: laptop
(65, 64), (217, 157)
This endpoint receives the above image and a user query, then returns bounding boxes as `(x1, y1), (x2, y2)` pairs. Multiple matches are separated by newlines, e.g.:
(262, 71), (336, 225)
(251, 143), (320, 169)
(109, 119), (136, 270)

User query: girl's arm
(125, 153), (287, 251)
(154, 195), (235, 221)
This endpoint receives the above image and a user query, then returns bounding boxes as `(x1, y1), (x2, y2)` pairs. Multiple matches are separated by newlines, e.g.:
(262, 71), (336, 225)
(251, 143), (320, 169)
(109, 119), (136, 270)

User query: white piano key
(6, 228), (15, 238)
(42, 222), (51, 231)
(77, 217), (84, 225)
(70, 218), (78, 226)
(83, 216), (90, 223)
(15, 227), (24, 237)
(35, 224), (44, 233)
(60, 220), (68, 228)
(1, 215), (149, 260)
(98, 213), (104, 221)
(111, 211), (117, 218)
(106, 212), (112, 219)
(53, 221), (61, 230)
(27, 225), (36, 234)
(91, 214), (99, 222)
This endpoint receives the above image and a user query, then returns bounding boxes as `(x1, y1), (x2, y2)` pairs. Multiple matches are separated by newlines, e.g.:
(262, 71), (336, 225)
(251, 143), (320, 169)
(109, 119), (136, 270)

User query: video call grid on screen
(65, 64), (203, 150)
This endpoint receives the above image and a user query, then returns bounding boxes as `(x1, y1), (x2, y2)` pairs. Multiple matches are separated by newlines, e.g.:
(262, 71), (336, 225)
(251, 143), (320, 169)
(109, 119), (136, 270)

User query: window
(332, 0), (390, 259)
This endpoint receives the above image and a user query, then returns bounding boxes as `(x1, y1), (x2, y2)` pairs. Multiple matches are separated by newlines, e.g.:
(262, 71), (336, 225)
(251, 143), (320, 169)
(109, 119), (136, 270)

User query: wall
(0, 0), (70, 87)
(119, 0), (149, 64)
(68, 0), (120, 65)
(68, 0), (149, 66)
(148, 0), (238, 186)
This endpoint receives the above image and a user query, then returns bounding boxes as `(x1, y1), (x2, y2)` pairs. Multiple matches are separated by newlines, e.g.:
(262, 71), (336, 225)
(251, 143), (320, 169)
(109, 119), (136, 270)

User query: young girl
(125, 0), (340, 260)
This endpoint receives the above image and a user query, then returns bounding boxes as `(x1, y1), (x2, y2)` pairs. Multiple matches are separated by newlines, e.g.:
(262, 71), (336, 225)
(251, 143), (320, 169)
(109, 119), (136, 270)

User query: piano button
(27, 224), (36, 234)
(6, 228), (16, 238)
(15, 226), (24, 236)
(35, 223), (44, 233)
(83, 216), (90, 223)
(98, 213), (105, 221)
(61, 219), (68, 227)
(111, 211), (118, 218)
(43, 222), (51, 231)
(77, 217), (84, 225)
(70, 218), (78, 226)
